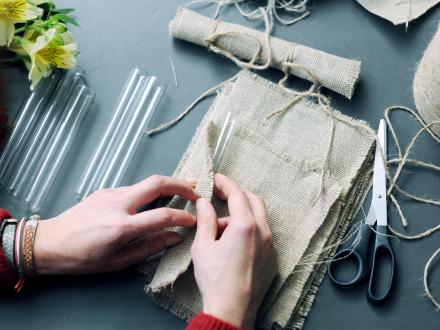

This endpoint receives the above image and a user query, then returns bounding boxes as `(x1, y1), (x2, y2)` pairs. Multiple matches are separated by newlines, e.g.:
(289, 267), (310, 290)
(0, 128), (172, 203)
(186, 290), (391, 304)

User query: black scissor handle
(328, 223), (373, 288)
(367, 225), (395, 304)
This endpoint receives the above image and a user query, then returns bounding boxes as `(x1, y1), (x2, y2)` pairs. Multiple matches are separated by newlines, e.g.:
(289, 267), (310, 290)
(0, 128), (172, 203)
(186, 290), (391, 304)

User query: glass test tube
(76, 70), (150, 200)
(24, 85), (95, 212)
(8, 68), (85, 197)
(213, 112), (236, 173)
(109, 85), (165, 188)
(97, 76), (161, 190)
(0, 71), (62, 182)
(84, 76), (149, 196)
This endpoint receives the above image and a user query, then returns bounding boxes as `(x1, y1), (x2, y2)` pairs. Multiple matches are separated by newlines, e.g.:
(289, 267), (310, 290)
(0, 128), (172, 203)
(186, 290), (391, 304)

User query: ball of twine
(414, 23), (440, 138)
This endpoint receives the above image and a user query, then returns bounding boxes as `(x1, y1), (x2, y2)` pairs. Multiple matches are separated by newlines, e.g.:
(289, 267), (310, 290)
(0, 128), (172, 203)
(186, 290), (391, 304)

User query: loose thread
(168, 56), (179, 88)
(291, 222), (364, 271)
(205, 7), (273, 70)
(186, 0), (310, 27)
(424, 247), (440, 310)
(147, 73), (240, 136)
(388, 224), (440, 241)
(395, 0), (413, 30)
(389, 193), (408, 227)
(384, 105), (440, 309)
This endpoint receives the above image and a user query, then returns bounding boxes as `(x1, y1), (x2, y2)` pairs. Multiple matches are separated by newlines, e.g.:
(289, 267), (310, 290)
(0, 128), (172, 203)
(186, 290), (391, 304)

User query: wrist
(33, 218), (59, 275)
(203, 303), (254, 330)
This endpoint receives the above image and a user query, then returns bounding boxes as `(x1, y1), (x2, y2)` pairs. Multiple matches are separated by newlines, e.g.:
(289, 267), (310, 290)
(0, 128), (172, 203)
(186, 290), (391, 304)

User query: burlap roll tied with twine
(170, 7), (361, 99)
(142, 70), (375, 329)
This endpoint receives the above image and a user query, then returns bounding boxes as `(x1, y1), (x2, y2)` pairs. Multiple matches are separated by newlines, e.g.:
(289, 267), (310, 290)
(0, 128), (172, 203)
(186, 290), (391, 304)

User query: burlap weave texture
(143, 70), (374, 329)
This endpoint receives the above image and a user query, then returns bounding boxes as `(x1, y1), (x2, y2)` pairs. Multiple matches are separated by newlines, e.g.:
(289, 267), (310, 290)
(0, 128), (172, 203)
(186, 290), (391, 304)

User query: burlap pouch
(142, 70), (374, 329)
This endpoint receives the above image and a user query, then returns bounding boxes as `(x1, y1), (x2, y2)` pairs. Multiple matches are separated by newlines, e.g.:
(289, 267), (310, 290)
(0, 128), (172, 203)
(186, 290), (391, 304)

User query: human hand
(191, 174), (277, 330)
(33, 175), (200, 275)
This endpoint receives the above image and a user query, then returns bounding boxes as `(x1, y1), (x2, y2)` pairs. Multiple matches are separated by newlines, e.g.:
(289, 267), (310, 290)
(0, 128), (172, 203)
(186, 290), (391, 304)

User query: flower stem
(14, 27), (27, 34)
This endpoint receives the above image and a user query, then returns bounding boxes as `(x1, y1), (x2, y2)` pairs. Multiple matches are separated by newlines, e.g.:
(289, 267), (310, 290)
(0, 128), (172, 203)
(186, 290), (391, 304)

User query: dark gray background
(1, 0), (440, 329)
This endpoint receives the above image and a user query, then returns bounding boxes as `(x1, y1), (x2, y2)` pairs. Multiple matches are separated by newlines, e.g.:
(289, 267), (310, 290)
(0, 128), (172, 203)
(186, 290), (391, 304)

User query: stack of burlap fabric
(142, 70), (375, 329)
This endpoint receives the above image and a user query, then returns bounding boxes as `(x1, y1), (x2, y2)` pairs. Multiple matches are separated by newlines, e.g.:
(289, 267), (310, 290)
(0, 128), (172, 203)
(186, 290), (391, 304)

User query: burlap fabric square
(142, 70), (375, 329)
(356, 0), (440, 25)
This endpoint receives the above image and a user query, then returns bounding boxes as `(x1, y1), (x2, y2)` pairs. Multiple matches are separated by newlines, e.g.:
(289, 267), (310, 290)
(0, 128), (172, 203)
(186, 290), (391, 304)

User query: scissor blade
(372, 119), (388, 226)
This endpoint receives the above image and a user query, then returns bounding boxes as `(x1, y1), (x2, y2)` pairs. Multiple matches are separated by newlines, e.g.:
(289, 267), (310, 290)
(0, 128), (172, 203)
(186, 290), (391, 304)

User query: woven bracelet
(22, 219), (39, 276)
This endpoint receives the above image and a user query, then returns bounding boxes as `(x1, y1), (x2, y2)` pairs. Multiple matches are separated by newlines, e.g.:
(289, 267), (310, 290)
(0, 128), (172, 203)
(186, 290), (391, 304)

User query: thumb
(194, 198), (218, 242)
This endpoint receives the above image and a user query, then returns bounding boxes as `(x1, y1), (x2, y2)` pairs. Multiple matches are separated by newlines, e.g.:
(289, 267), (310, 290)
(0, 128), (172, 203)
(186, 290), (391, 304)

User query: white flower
(22, 27), (77, 89)
(0, 0), (40, 46)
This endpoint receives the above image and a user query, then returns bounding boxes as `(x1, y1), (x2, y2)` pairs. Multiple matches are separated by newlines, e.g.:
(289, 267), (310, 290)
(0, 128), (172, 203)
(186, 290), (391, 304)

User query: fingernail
(196, 198), (208, 209)
(166, 234), (182, 247)
(185, 177), (198, 185)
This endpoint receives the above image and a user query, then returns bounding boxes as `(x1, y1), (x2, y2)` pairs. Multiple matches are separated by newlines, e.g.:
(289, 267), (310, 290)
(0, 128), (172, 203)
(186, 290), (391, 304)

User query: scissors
(328, 119), (396, 305)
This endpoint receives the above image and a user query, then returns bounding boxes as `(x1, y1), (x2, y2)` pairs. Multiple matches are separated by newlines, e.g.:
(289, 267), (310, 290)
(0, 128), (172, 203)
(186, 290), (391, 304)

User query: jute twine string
(424, 247), (440, 310)
(385, 105), (440, 238)
(383, 105), (440, 309)
(204, 7), (273, 70)
(186, 0), (310, 28)
(147, 74), (240, 136)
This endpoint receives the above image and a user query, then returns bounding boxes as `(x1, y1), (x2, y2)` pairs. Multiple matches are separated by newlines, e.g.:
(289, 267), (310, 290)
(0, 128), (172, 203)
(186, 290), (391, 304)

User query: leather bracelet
(14, 217), (27, 292)
(23, 219), (39, 276)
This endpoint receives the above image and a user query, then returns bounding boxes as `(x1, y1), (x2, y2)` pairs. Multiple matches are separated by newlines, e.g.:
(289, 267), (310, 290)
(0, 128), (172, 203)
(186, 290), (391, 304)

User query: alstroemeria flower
(22, 28), (77, 89)
(0, 0), (40, 46)
(29, 0), (48, 4)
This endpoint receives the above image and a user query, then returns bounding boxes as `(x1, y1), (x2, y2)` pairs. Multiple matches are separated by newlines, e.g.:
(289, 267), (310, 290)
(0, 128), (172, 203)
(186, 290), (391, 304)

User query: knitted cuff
(187, 312), (241, 330)
(0, 209), (11, 220)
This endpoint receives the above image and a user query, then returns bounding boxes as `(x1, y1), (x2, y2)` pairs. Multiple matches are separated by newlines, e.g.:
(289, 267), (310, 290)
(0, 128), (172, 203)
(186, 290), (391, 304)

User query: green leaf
(52, 14), (79, 27)
(55, 8), (75, 15)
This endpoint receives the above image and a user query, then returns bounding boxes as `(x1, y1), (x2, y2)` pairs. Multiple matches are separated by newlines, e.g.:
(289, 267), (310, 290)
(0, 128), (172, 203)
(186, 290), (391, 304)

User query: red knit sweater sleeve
(0, 208), (18, 294)
(187, 312), (241, 330)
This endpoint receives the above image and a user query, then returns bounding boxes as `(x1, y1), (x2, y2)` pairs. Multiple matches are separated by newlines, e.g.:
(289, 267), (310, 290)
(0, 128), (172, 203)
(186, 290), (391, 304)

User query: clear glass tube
(0, 71), (62, 183)
(109, 85), (165, 188)
(76, 69), (149, 200)
(24, 84), (95, 212)
(213, 112), (236, 173)
(8, 68), (85, 198)
(97, 76), (162, 190)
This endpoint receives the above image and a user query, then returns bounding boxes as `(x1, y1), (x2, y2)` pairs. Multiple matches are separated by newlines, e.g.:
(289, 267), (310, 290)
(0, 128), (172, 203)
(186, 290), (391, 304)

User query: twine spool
(414, 24), (440, 138)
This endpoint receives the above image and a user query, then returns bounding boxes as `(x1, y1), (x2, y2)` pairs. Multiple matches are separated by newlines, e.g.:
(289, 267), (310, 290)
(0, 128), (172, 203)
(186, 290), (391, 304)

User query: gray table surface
(1, 0), (440, 329)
